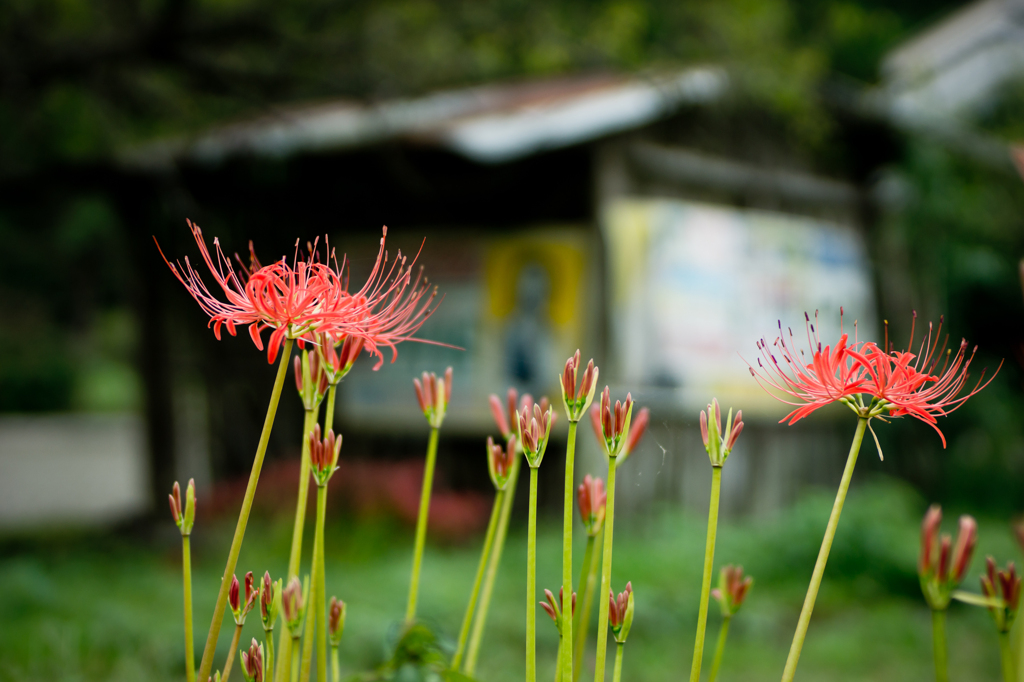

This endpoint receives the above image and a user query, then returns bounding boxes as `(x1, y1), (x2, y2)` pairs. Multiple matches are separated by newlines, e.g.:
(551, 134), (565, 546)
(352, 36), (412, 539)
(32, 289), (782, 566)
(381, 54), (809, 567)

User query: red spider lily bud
(577, 475), (606, 536)
(608, 582), (634, 643)
(259, 572), (281, 633)
(210, 672), (222, 682)
(517, 400), (553, 468)
(951, 516), (977, 584)
(712, 565), (753, 618)
(486, 436), (517, 491)
(230, 571), (259, 625)
(240, 638), (264, 682)
(413, 368), (453, 428)
(937, 536), (951, 581)
(489, 394), (510, 437)
(560, 350), (599, 422)
(592, 387), (635, 459)
(309, 423), (343, 486)
(294, 349), (330, 411)
(980, 557), (1021, 632)
(920, 505), (943, 576)
(540, 587), (576, 632)
(919, 505), (976, 610)
(169, 479), (196, 535)
(701, 399), (742, 467)
(328, 596), (346, 646)
(281, 576), (308, 637)
(623, 407), (650, 458)
(322, 334), (364, 385)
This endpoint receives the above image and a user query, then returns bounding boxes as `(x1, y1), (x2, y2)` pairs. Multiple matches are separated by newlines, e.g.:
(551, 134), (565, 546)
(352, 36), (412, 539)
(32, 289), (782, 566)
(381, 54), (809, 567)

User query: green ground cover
(1, 478), (1020, 682)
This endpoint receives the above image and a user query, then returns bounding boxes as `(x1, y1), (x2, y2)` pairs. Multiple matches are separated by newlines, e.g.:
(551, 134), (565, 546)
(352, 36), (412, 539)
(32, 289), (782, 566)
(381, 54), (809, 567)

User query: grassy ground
(1, 477), (1021, 682)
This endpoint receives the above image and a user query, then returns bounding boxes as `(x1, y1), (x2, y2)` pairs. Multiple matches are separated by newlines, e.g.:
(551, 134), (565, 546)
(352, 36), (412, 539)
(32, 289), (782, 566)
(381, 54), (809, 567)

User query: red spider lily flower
(169, 479), (196, 535)
(518, 399), (554, 468)
(540, 587), (576, 631)
(413, 367), (453, 429)
(980, 557), (1021, 632)
(577, 474), (606, 536)
(328, 596), (346, 646)
(486, 435), (517, 491)
(919, 505), (976, 610)
(560, 350), (599, 421)
(259, 572), (280, 632)
(230, 571), (258, 626)
(747, 310), (869, 424)
(281, 577), (306, 634)
(608, 582), (634, 643)
(712, 565), (753, 618)
(848, 314), (1001, 448)
(700, 399), (744, 467)
(591, 387), (634, 459)
(157, 220), (345, 364)
(240, 638), (264, 682)
(309, 424), (342, 486)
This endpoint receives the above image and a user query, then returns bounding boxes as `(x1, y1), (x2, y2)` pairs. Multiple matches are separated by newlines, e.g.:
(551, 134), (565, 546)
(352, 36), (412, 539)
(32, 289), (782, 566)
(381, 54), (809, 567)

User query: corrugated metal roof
(122, 68), (727, 169)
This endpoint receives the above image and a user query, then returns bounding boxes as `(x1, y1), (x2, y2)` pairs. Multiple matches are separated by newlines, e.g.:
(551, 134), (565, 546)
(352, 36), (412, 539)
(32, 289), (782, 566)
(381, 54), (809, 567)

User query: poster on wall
(602, 198), (877, 416)
(338, 227), (593, 431)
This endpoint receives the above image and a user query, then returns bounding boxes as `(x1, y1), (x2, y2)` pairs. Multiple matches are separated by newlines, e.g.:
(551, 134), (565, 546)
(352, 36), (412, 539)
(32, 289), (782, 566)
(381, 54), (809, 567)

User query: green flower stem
(291, 637), (301, 682)
(560, 422), (578, 682)
(264, 631), (275, 682)
(324, 383), (338, 433)
(611, 642), (624, 682)
(593, 457), (618, 682)
(526, 466), (540, 682)
(197, 337), (294, 682)
(781, 417), (867, 682)
(277, 635), (292, 682)
(221, 623), (243, 682)
(182, 534), (196, 682)
(707, 617), (731, 682)
(465, 452), (522, 675)
(299, 507), (322, 682)
(330, 645), (340, 682)
(315, 485), (330, 682)
(572, 533), (598, 682)
(452, 490), (505, 670)
(930, 610), (948, 682)
(1000, 631), (1016, 682)
(406, 427), (440, 623)
(689, 465), (722, 682)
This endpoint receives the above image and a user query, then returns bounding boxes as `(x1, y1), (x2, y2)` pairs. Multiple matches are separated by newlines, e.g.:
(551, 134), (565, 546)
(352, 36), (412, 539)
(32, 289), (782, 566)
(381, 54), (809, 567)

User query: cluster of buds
(712, 565), (753, 618)
(489, 388), (533, 443)
(169, 479), (196, 536)
(328, 596), (346, 647)
(240, 638), (264, 682)
(229, 571), (259, 626)
(560, 350), (599, 422)
(980, 558), (1021, 633)
(294, 349), (329, 411)
(486, 435), (517, 491)
(608, 582), (634, 644)
(309, 423), (343, 486)
(518, 398), (555, 468)
(320, 333), (364, 385)
(413, 367), (453, 428)
(700, 399), (744, 467)
(260, 571), (281, 633)
(577, 474), (606, 537)
(281, 576), (308, 638)
(540, 587), (576, 632)
(919, 505), (977, 610)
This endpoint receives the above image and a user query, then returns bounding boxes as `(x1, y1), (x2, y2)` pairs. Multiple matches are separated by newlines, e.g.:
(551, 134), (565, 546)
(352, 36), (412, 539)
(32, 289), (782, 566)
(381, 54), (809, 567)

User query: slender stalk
(1001, 632), (1016, 682)
(197, 337), (294, 682)
(593, 458), (618, 682)
(324, 383), (338, 434)
(781, 417), (867, 682)
(331, 645), (340, 682)
(182, 535), (196, 682)
(277, 636), (292, 682)
(611, 643), (624, 682)
(561, 422), (578, 682)
(221, 624), (243, 682)
(526, 466), (540, 682)
(291, 638), (301, 682)
(689, 466), (722, 682)
(264, 631), (275, 682)
(406, 427), (440, 622)
(315, 485), (329, 682)
(299, 520), (321, 682)
(930, 610), (948, 682)
(452, 491), (504, 669)
(572, 534), (598, 682)
(708, 617), (731, 682)
(465, 452), (522, 675)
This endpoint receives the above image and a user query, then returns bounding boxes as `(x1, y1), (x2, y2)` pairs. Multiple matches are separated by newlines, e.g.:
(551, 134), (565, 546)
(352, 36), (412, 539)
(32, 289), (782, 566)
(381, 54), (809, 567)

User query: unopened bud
(328, 596), (346, 646)
(169, 479), (196, 535)
(560, 351), (599, 422)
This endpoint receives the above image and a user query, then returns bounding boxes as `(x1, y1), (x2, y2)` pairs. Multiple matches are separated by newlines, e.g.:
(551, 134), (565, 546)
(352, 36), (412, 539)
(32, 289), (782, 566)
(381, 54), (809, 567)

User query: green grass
(1, 477), (1020, 682)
